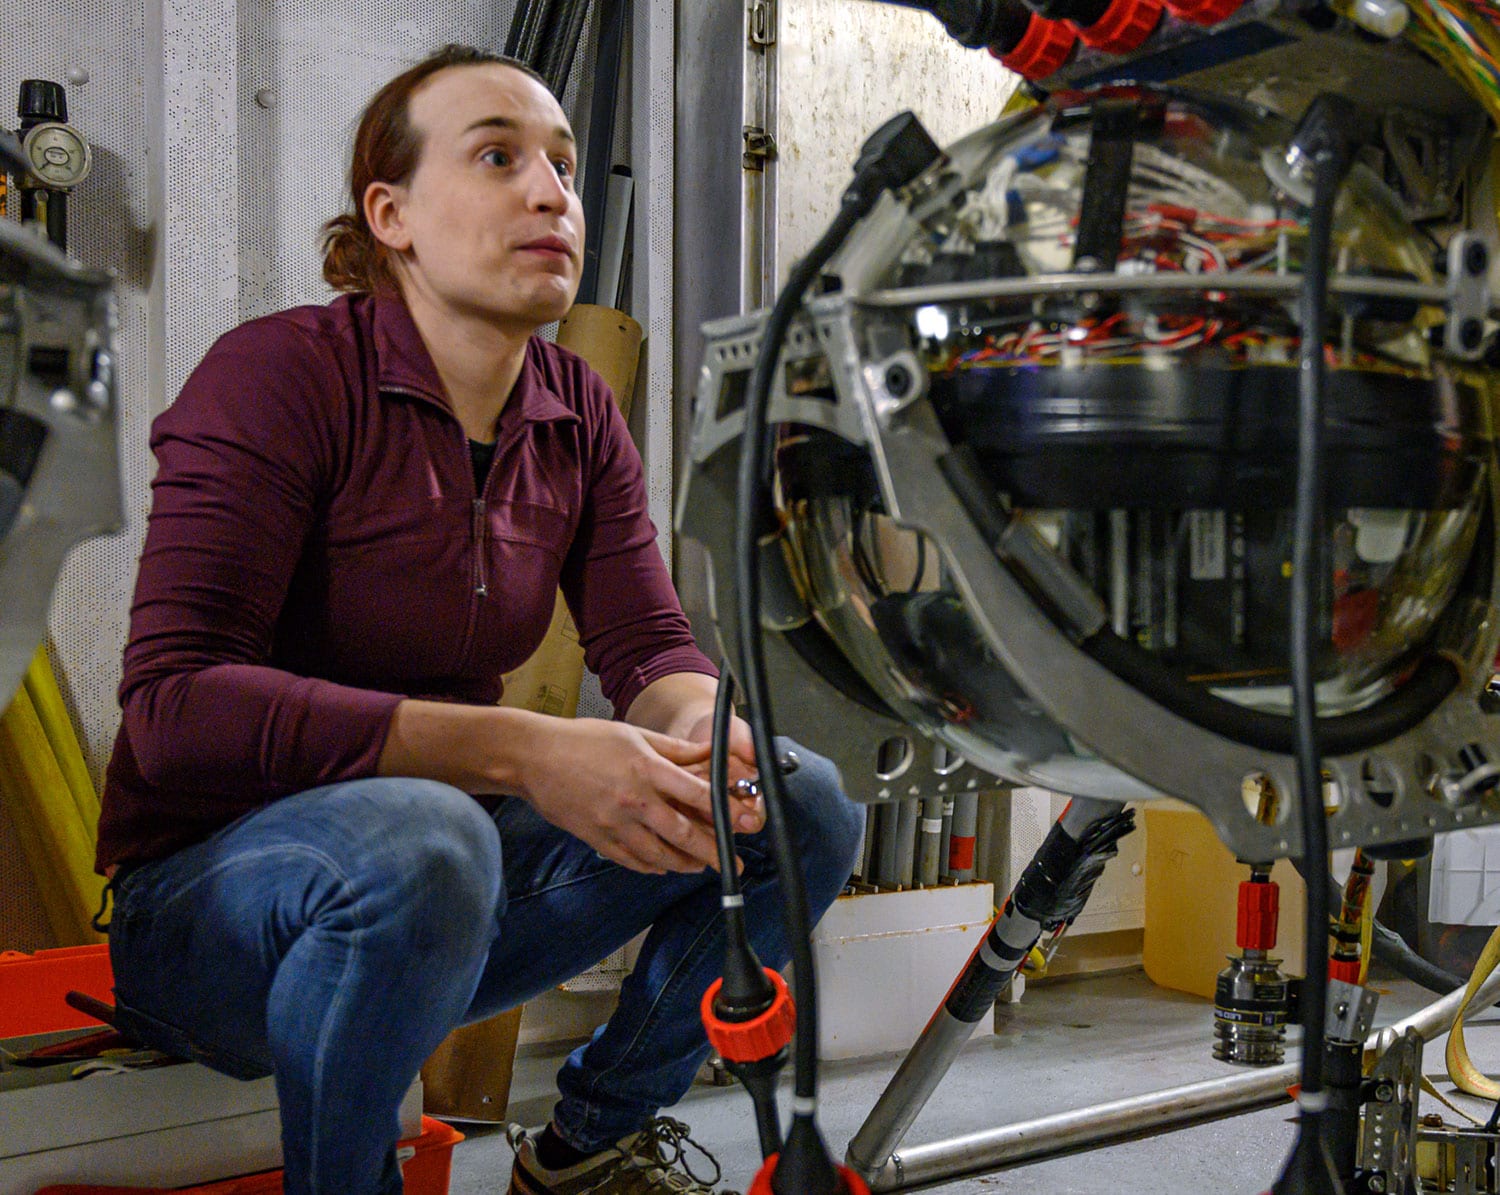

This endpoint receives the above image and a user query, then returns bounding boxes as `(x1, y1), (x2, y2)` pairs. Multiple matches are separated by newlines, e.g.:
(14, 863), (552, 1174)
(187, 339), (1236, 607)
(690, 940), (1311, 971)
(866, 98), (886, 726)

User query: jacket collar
(370, 290), (580, 426)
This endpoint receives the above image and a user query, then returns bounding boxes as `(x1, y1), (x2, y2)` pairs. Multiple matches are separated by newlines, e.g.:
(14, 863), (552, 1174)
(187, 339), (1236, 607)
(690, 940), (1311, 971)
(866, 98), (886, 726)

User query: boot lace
(505, 1117), (737, 1195)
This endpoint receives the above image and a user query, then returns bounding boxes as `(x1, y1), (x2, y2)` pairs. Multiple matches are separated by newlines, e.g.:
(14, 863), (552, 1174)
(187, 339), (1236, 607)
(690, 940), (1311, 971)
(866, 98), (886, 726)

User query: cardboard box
(811, 882), (994, 1061)
(420, 1006), (523, 1122)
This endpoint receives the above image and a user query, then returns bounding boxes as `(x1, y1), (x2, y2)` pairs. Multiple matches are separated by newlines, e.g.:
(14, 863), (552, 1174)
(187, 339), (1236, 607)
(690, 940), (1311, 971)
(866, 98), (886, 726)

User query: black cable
(1369, 919), (1465, 994)
(733, 110), (941, 1193)
(1272, 140), (1345, 1195)
(735, 199), (865, 1108)
(707, 669), (786, 1160)
(710, 669), (743, 892)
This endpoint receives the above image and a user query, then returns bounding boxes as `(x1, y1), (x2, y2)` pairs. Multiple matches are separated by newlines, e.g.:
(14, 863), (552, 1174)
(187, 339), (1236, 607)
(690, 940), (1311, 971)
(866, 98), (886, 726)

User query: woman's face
(371, 63), (584, 331)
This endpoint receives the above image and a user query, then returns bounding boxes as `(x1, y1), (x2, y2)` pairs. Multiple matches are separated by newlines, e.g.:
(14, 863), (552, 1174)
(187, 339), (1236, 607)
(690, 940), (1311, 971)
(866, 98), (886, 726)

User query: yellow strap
(1444, 923), (1500, 1097)
(0, 682), (105, 943)
(22, 646), (99, 827)
(1421, 1074), (1483, 1125)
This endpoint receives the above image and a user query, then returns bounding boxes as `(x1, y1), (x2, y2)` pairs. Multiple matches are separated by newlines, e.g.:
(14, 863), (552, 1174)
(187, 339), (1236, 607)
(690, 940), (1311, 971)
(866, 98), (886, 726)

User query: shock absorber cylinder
(1214, 865), (1293, 1066)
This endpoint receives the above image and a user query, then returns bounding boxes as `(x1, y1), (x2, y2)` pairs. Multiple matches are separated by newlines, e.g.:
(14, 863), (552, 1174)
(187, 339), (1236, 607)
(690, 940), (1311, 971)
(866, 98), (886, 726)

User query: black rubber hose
(1369, 918), (1466, 995)
(1080, 635), (1460, 757)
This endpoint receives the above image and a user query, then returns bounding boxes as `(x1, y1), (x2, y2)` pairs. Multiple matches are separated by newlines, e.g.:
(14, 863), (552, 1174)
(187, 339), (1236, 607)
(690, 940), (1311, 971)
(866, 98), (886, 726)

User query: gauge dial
(21, 122), (91, 188)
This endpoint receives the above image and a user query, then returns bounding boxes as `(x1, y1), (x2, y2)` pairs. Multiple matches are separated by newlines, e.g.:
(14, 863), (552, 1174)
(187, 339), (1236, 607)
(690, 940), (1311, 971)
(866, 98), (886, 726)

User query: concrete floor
(443, 966), (1500, 1194)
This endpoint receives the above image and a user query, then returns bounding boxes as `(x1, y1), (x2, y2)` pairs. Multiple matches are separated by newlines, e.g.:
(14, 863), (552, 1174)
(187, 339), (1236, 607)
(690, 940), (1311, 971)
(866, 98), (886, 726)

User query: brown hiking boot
(506, 1116), (738, 1194)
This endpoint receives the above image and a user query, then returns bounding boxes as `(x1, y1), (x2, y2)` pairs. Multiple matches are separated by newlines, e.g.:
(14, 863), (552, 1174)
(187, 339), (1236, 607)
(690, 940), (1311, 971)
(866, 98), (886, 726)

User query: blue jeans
(106, 744), (862, 1195)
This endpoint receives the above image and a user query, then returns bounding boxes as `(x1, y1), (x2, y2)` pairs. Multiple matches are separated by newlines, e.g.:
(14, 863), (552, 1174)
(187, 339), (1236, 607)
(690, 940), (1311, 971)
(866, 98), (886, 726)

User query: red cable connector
(991, 15), (1078, 81)
(1328, 956), (1362, 984)
(1072, 0), (1163, 52)
(749, 1154), (872, 1195)
(701, 968), (796, 1064)
(1163, 0), (1243, 24)
(1236, 876), (1279, 952)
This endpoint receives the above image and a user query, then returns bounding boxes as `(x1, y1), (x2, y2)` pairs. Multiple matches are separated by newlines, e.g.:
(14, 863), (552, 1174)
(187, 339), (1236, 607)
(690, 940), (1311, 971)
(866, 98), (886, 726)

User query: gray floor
(445, 967), (1499, 1194)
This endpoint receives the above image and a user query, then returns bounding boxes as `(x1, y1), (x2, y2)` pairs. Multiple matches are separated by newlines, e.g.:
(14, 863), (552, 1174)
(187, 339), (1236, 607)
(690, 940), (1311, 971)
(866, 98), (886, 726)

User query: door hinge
(743, 125), (778, 172)
(749, 0), (776, 46)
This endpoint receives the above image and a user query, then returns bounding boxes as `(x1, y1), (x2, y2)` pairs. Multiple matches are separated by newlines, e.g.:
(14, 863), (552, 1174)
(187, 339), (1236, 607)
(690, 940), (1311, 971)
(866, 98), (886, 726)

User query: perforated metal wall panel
(5, 0), (154, 948)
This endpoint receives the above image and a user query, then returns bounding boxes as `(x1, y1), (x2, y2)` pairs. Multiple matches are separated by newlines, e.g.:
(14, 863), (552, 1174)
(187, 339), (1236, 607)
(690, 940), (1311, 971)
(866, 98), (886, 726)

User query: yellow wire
(1408, 0), (1500, 119)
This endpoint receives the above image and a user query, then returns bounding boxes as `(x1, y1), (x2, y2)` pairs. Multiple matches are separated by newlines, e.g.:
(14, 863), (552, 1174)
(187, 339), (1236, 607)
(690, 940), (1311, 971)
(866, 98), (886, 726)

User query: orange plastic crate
(0, 944), (114, 1037)
(32, 1115), (465, 1195)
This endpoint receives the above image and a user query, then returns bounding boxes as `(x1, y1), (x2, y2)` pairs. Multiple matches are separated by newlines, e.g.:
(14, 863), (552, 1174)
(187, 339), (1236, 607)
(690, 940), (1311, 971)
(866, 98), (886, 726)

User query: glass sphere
(771, 86), (1493, 773)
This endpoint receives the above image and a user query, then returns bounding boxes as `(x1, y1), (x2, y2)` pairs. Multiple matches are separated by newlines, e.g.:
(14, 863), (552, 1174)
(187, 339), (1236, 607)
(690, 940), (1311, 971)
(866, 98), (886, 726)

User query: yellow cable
(1443, 923), (1500, 1097)
(22, 645), (99, 828)
(0, 682), (105, 945)
(1358, 885), (1374, 986)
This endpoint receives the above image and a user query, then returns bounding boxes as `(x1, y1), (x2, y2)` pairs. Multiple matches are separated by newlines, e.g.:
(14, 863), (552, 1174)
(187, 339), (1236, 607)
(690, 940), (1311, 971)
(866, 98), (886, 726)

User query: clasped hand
(518, 715), (764, 875)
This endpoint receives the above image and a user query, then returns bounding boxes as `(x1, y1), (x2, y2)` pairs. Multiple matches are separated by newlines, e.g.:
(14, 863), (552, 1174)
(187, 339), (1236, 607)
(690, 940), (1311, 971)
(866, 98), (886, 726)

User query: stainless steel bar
(847, 1008), (985, 1178)
(895, 799), (919, 889)
(851, 798), (1126, 1180)
(918, 796), (943, 888)
(864, 964), (1500, 1191)
(856, 271), (1456, 309)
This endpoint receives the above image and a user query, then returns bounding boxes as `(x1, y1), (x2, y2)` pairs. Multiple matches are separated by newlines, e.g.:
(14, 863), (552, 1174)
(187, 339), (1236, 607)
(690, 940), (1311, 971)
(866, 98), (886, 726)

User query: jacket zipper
(382, 384), (492, 662)
(472, 498), (489, 598)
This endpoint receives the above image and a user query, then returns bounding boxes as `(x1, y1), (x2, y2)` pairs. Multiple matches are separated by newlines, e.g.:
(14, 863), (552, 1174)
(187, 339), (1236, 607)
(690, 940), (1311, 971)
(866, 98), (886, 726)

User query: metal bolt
(1367, 1174), (1387, 1194)
(1373, 1081), (1394, 1102)
(1465, 240), (1490, 277)
(776, 749), (800, 775)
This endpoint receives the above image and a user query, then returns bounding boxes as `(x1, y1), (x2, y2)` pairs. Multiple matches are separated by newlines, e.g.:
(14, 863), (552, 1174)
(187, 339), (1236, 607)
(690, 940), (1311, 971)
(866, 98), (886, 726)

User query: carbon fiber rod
(847, 797), (1129, 1176)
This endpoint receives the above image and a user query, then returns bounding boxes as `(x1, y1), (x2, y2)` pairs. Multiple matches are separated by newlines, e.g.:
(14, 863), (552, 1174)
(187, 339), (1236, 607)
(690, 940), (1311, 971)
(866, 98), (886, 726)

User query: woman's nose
(525, 157), (571, 210)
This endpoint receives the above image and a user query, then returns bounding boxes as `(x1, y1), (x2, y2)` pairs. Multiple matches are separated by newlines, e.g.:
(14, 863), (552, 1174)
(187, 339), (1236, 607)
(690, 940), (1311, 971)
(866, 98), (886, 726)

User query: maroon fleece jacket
(97, 291), (715, 869)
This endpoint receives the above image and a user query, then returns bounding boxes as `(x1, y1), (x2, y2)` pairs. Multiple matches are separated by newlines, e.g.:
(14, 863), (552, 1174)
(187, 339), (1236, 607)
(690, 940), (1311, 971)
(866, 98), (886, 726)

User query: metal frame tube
(863, 964), (1500, 1190)
(849, 798), (1126, 1176)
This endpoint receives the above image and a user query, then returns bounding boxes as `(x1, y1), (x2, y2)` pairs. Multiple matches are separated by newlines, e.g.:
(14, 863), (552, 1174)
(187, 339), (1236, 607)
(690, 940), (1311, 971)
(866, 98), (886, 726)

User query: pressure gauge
(21, 122), (91, 189)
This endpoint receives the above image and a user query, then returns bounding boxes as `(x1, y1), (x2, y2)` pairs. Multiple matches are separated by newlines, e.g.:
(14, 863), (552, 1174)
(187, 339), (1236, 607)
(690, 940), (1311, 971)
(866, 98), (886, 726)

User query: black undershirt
(469, 438), (498, 494)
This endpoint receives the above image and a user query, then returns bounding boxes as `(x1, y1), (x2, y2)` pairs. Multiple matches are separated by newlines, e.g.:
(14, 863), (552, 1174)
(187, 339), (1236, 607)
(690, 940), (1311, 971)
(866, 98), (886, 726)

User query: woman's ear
(365, 181), (412, 253)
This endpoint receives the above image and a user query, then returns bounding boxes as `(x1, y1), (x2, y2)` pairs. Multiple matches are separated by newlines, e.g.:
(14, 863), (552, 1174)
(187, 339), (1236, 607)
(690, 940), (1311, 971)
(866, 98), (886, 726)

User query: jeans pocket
(110, 994), (274, 1082)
